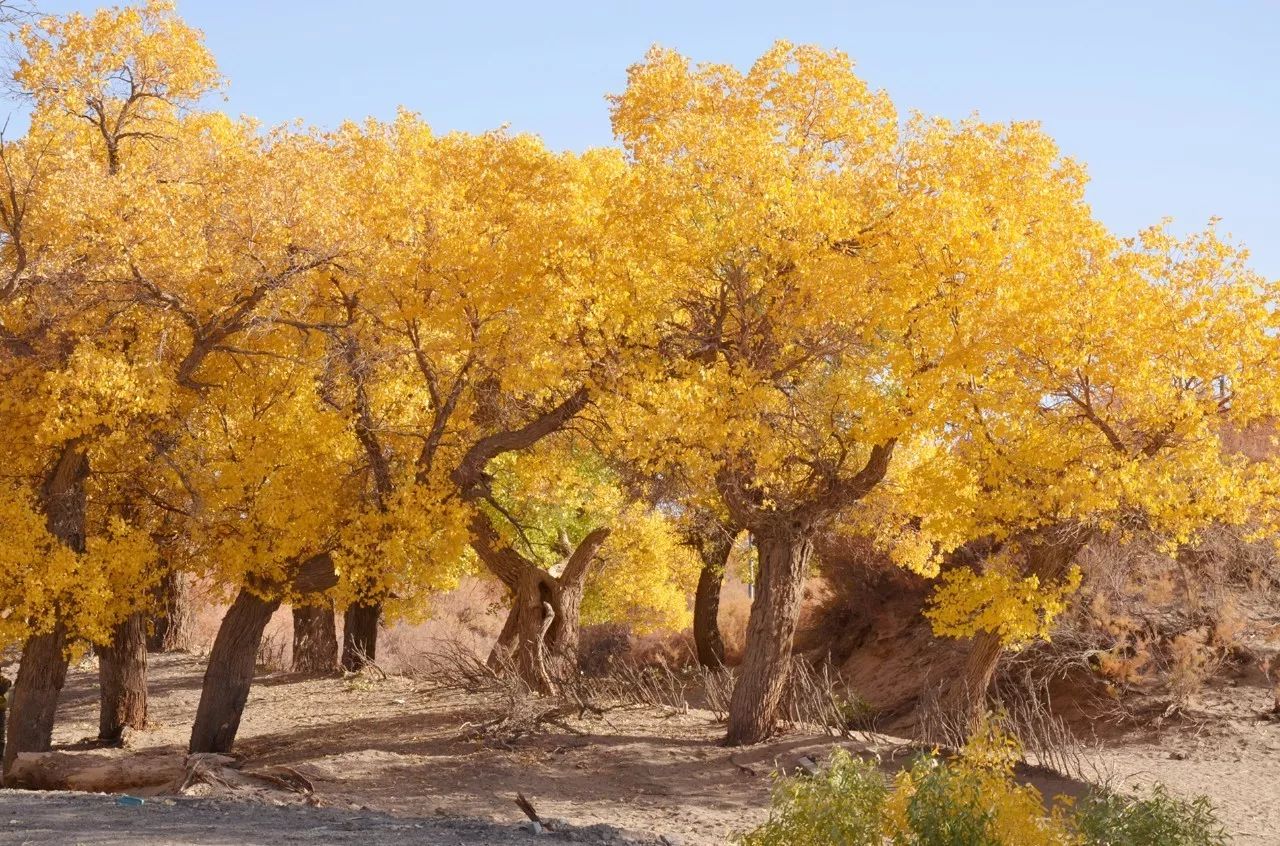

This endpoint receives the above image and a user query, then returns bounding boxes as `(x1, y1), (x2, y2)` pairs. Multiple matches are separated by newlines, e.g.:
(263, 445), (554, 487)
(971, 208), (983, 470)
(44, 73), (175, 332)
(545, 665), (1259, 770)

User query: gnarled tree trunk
(725, 528), (812, 745)
(147, 570), (196, 653)
(478, 520), (611, 692)
(340, 602), (380, 671)
(189, 554), (336, 754)
(3, 442), (88, 777)
(292, 601), (338, 674)
(98, 612), (148, 742)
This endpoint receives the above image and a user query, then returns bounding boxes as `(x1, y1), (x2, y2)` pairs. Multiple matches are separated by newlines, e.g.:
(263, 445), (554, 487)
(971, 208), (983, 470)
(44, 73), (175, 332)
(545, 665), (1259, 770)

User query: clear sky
(19, 0), (1280, 279)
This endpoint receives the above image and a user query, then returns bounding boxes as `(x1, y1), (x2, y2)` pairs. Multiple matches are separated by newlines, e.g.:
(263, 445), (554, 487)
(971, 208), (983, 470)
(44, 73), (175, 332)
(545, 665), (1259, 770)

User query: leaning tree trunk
(941, 528), (1089, 733)
(189, 554), (337, 754)
(341, 602), (380, 671)
(97, 612), (148, 742)
(147, 570), (196, 653)
(188, 588), (280, 755)
(3, 443), (88, 778)
(725, 529), (813, 745)
(693, 534), (733, 667)
(2, 622), (71, 777)
(292, 601), (338, 674)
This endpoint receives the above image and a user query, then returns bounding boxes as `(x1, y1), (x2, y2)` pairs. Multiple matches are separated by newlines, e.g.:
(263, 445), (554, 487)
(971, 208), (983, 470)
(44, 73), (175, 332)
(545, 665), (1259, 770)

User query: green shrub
(738, 748), (888, 846)
(1072, 784), (1229, 846)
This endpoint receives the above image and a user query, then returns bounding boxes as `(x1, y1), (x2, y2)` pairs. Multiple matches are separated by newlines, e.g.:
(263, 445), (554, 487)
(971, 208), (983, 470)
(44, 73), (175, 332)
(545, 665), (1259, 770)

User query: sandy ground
(4, 653), (1279, 845)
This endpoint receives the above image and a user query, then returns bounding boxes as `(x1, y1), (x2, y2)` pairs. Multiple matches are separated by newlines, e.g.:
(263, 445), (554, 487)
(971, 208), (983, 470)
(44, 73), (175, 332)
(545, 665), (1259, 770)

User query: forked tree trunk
(693, 534), (733, 667)
(189, 555), (337, 754)
(292, 601), (338, 674)
(3, 443), (88, 777)
(725, 530), (813, 745)
(480, 525), (611, 692)
(188, 588), (280, 754)
(147, 570), (196, 653)
(97, 612), (148, 742)
(341, 602), (380, 671)
(2, 623), (70, 776)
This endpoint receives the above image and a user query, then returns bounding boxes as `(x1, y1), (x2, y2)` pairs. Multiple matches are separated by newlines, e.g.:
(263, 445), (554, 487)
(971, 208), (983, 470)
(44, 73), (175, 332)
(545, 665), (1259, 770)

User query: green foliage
(738, 749), (888, 846)
(1072, 784), (1229, 846)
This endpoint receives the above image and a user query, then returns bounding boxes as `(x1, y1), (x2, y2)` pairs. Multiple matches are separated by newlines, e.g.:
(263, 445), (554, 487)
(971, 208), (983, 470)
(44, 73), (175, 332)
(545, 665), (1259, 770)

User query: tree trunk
(292, 601), (338, 674)
(188, 588), (280, 754)
(940, 527), (1089, 732)
(3, 443), (88, 778)
(147, 570), (196, 653)
(693, 535), (732, 667)
(2, 623), (70, 777)
(189, 554), (336, 754)
(725, 530), (812, 745)
(487, 599), (522, 670)
(475, 525), (610, 692)
(0, 673), (10, 778)
(97, 612), (148, 742)
(341, 602), (380, 671)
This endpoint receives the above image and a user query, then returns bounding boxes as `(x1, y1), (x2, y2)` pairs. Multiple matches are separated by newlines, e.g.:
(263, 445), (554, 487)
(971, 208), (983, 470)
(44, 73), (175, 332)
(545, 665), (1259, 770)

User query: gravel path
(0, 791), (662, 846)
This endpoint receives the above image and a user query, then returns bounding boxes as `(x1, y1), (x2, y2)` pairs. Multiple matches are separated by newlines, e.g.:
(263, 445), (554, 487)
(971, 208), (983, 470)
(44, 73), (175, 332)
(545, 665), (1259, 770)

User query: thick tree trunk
(97, 612), (148, 742)
(147, 570), (196, 653)
(476, 526), (610, 692)
(188, 588), (280, 754)
(292, 601), (338, 674)
(189, 554), (337, 754)
(340, 602), (380, 671)
(4, 443), (88, 778)
(725, 530), (812, 745)
(693, 535), (732, 667)
(2, 623), (70, 777)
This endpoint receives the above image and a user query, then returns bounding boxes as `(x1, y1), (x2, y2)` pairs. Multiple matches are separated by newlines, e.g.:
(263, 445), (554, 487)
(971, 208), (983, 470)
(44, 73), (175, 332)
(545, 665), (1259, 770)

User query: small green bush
(1072, 784), (1229, 846)
(738, 748), (888, 846)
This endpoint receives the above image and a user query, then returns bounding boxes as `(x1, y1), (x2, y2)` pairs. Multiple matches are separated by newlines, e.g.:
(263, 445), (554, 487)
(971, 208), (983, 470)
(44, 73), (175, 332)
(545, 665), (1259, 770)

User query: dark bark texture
(97, 612), (148, 742)
(292, 601), (338, 674)
(3, 443), (88, 776)
(725, 531), (812, 745)
(189, 554), (337, 754)
(147, 570), (196, 653)
(340, 602), (380, 671)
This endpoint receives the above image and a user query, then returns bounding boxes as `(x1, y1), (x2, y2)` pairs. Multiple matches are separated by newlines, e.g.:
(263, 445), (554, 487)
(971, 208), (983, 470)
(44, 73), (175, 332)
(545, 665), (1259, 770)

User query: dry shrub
(255, 629), (288, 673)
(577, 622), (633, 676)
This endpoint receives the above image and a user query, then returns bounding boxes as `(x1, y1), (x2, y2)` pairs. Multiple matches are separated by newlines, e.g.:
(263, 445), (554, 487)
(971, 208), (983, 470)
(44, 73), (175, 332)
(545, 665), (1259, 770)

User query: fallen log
(5, 749), (188, 792)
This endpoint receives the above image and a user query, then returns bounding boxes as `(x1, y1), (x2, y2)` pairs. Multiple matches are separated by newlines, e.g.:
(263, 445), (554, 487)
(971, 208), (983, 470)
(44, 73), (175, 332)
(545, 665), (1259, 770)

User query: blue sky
(18, 1), (1280, 278)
